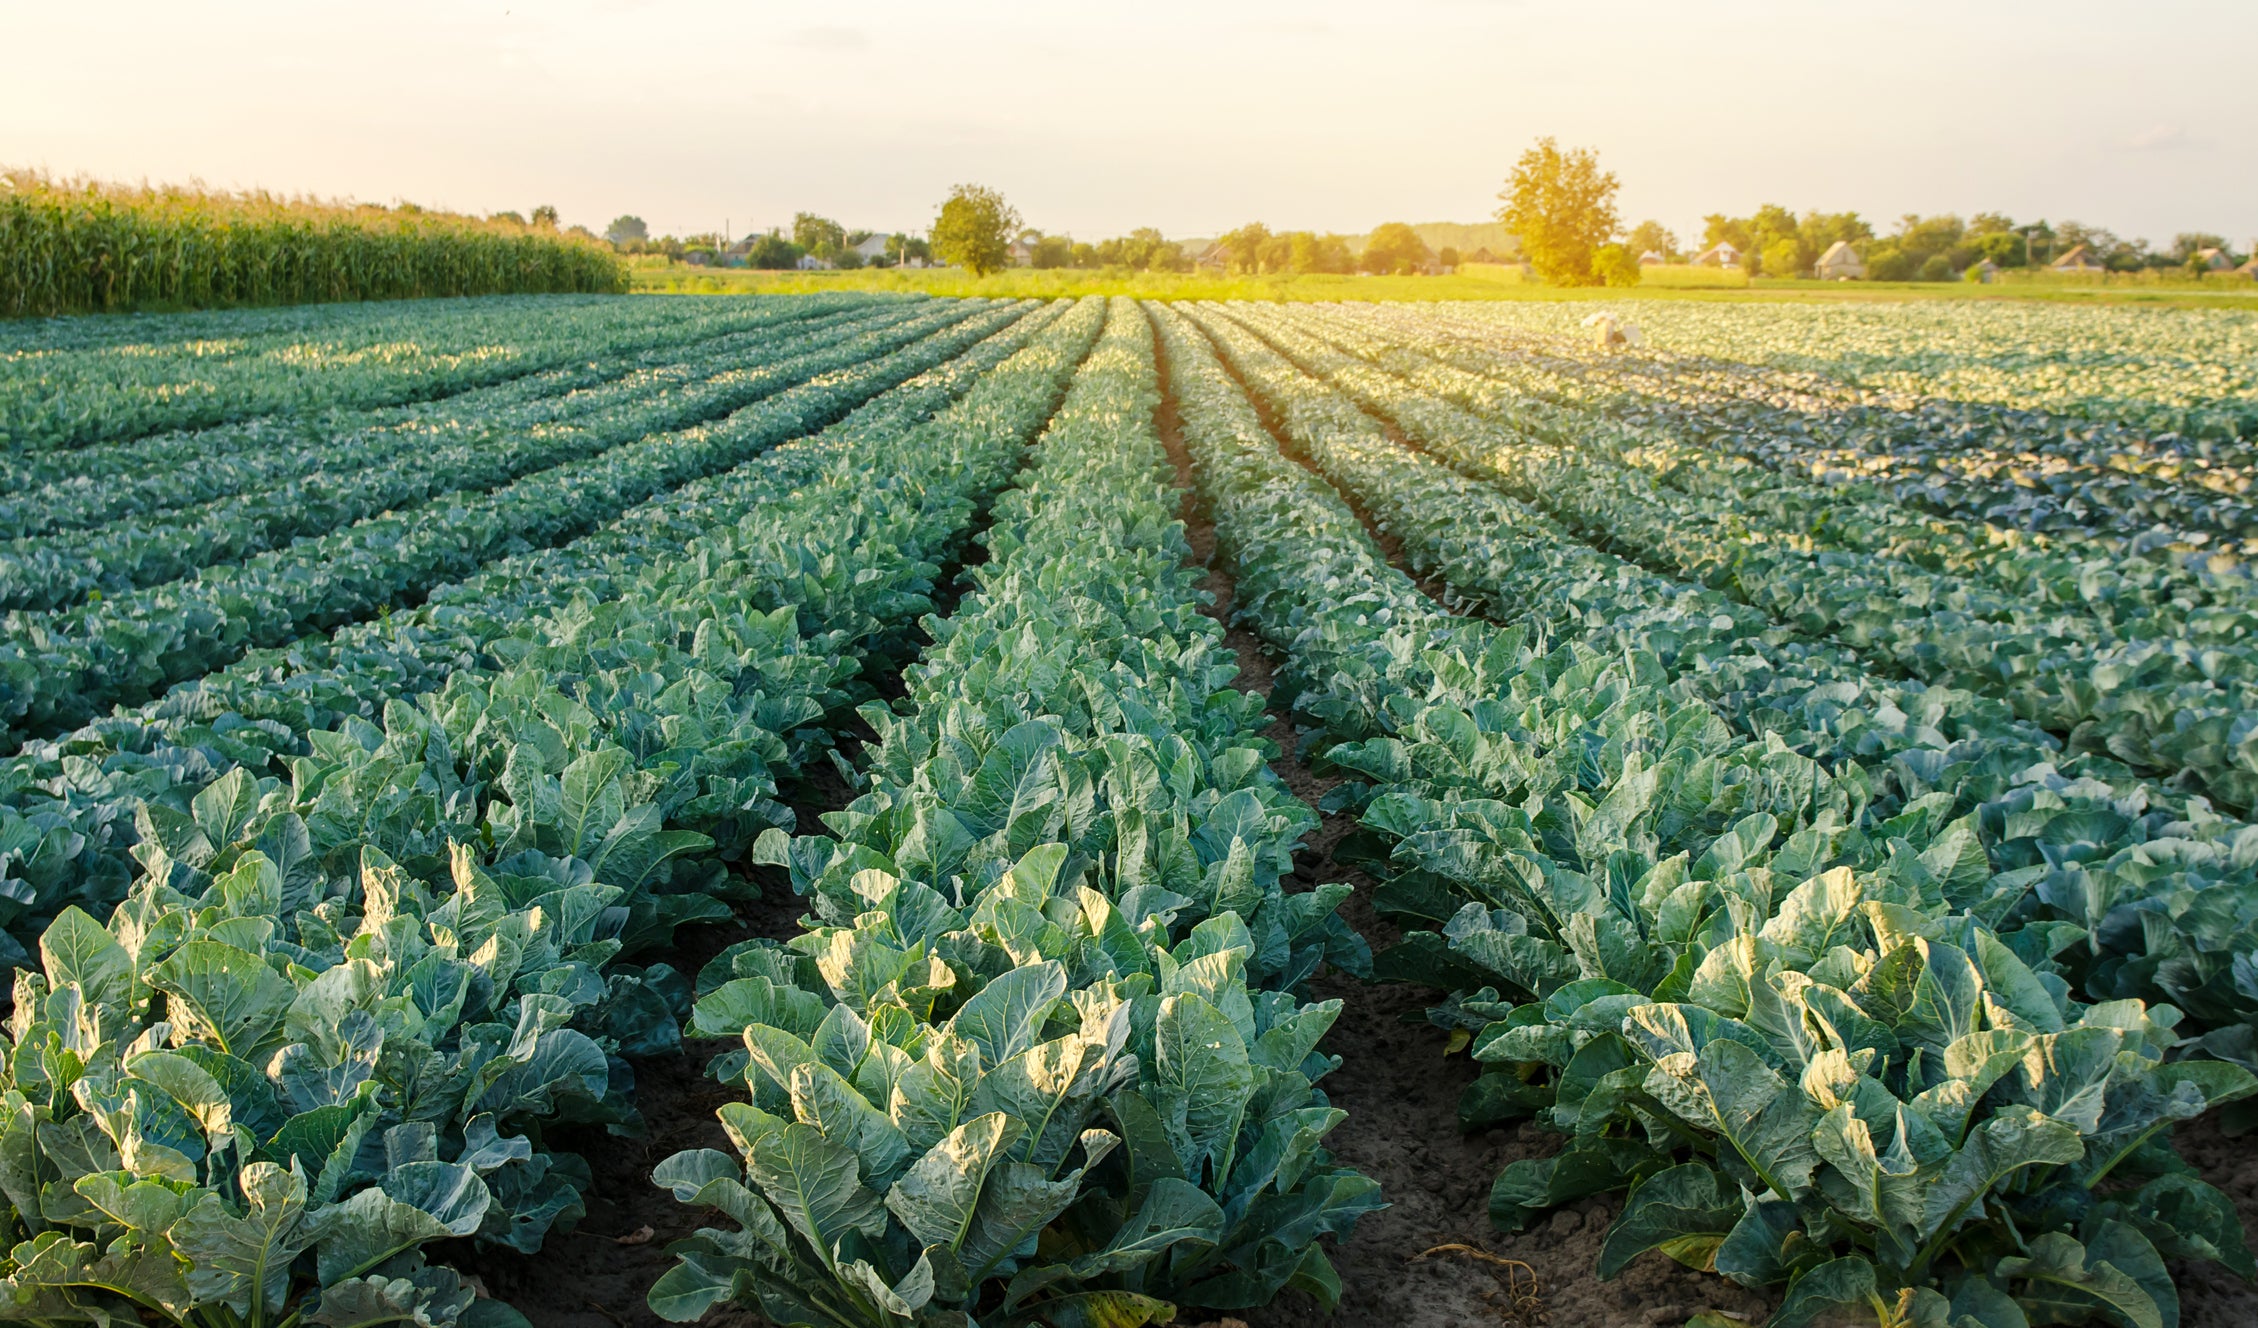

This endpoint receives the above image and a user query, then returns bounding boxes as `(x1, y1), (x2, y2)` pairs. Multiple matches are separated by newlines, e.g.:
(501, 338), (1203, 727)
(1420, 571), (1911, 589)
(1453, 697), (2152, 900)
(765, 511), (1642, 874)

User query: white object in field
(1580, 312), (1643, 351)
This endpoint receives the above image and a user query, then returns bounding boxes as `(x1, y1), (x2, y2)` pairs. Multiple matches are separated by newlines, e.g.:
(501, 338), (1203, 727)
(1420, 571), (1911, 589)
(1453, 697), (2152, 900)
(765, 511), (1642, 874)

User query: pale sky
(5, 0), (2250, 248)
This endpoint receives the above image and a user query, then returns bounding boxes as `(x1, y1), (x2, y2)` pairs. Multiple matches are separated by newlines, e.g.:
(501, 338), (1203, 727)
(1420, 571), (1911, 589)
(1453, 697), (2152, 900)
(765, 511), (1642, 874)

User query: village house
(2052, 245), (2104, 273)
(852, 233), (891, 263)
(1637, 250), (1666, 266)
(1814, 240), (1866, 280)
(1689, 240), (1740, 268)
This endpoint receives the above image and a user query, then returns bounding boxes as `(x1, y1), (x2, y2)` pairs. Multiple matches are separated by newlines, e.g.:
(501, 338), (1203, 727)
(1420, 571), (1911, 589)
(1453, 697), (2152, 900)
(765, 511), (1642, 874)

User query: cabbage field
(1, 291), (2253, 1328)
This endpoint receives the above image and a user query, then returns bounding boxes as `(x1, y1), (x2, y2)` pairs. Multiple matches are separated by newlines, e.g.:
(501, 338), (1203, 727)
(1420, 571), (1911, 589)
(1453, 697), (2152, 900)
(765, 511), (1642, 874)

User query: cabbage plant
(0, 845), (638, 1325)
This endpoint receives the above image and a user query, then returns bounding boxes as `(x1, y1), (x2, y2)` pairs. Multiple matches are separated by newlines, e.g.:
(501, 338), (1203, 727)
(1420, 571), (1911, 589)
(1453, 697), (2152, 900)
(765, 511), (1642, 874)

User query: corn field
(0, 170), (625, 317)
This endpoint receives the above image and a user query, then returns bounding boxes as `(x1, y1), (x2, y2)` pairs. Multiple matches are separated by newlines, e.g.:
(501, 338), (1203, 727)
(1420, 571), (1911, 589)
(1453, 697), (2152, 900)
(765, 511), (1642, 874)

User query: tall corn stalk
(1, 170), (627, 317)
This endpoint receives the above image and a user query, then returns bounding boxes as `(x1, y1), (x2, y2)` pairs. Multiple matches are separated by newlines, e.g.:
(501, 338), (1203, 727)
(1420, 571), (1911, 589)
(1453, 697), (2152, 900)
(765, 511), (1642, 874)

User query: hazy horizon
(6, 0), (2251, 249)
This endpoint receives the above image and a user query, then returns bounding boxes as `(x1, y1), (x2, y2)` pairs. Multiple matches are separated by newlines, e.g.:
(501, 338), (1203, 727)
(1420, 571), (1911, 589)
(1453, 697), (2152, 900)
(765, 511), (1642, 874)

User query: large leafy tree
(604, 214), (648, 246)
(1361, 222), (1432, 275)
(1497, 138), (1620, 286)
(791, 211), (846, 253)
(1626, 219), (1676, 260)
(1220, 222), (1273, 273)
(930, 183), (1020, 276)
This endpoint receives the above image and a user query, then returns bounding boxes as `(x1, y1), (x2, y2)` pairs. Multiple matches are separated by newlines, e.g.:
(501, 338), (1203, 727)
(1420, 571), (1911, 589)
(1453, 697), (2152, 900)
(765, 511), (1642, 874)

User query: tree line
(600, 211), (932, 269)
(1681, 208), (2243, 280)
(597, 154), (2248, 285)
(1498, 138), (2248, 285)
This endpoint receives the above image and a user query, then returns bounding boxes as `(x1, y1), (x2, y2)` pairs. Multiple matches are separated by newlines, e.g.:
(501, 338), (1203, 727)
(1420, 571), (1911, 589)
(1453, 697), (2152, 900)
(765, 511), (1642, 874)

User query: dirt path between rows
(1149, 314), (1771, 1328)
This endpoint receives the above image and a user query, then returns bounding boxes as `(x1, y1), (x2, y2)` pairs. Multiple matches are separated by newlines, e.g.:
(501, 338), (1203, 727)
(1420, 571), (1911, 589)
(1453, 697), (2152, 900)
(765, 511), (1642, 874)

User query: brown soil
(1150, 319), (1772, 1328)
(2173, 1114), (2258, 1326)
(447, 882), (798, 1328)
(449, 690), (860, 1328)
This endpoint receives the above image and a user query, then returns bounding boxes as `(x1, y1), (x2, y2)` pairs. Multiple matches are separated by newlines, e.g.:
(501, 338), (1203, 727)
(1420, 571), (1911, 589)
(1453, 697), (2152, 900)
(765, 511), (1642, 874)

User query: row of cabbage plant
(1160, 302), (2251, 1328)
(1340, 302), (2258, 562)
(1266, 305), (2258, 815)
(1300, 302), (2248, 618)
(1399, 298), (2258, 530)
(649, 299), (1380, 1327)
(1229, 303), (2258, 1077)
(0, 300), (1108, 1325)
(0, 299), (912, 612)
(0, 292), (844, 455)
(0, 295), (880, 540)
(0, 300), (1046, 966)
(0, 298), (990, 750)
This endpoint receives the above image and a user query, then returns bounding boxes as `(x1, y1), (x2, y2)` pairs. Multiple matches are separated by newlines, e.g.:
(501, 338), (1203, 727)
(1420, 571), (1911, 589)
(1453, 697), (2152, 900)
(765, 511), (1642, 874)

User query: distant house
(1637, 250), (1666, 266)
(1968, 258), (2001, 283)
(2052, 245), (2104, 273)
(1689, 241), (1741, 268)
(795, 253), (835, 271)
(2239, 255), (2258, 280)
(2193, 247), (2234, 271)
(1195, 241), (1230, 270)
(1814, 240), (1866, 280)
(1006, 240), (1034, 267)
(853, 233), (891, 262)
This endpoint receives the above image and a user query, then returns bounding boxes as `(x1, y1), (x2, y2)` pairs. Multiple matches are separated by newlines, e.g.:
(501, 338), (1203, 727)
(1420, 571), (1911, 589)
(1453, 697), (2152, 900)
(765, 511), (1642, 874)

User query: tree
(1626, 220), (1677, 260)
(1220, 222), (1273, 274)
(1031, 234), (1074, 269)
(1867, 247), (1913, 282)
(1970, 231), (2028, 267)
(1593, 244), (1641, 287)
(1096, 228), (1180, 271)
(1702, 214), (1752, 254)
(745, 233), (801, 269)
(1134, 228), (1186, 271)
(605, 215), (649, 246)
(1438, 246), (1461, 270)
(530, 204), (559, 229)
(1294, 233), (1356, 274)
(1850, 213), (1974, 279)
(490, 210), (528, 227)
(1362, 222), (1431, 275)
(1797, 210), (1872, 253)
(792, 212), (846, 255)
(2171, 232), (2229, 263)
(886, 234), (932, 266)
(1497, 137), (1621, 286)
(930, 184), (1019, 276)
(1760, 237), (1804, 278)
